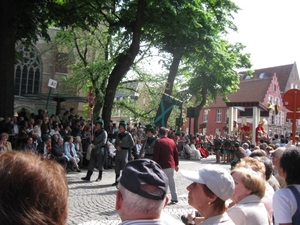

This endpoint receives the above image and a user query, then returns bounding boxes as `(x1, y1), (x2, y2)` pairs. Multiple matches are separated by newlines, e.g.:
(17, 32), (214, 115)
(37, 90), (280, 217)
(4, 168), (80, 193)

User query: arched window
(14, 45), (41, 95)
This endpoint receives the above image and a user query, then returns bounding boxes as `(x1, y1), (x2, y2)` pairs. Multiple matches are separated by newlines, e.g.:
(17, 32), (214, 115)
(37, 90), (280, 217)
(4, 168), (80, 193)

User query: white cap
(181, 165), (234, 201)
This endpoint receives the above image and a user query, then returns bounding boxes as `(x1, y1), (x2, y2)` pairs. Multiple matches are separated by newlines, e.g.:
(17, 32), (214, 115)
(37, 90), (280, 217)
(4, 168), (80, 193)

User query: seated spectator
(52, 137), (68, 170)
(23, 137), (37, 154)
(64, 135), (81, 172)
(273, 147), (300, 225)
(0, 133), (12, 152)
(116, 159), (182, 224)
(0, 151), (68, 225)
(184, 139), (201, 160)
(37, 134), (52, 158)
(74, 136), (84, 168)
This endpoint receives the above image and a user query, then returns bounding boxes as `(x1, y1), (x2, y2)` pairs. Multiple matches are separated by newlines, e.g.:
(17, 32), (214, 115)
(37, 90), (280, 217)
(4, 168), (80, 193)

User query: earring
(208, 202), (211, 205)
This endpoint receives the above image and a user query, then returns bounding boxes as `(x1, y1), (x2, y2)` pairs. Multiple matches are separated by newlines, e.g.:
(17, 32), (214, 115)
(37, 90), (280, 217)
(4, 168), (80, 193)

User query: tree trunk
(164, 53), (182, 95)
(193, 87), (208, 134)
(0, 0), (16, 118)
(102, 0), (146, 127)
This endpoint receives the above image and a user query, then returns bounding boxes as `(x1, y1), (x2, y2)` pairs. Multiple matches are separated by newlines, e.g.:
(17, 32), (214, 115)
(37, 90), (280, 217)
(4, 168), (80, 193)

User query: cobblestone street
(67, 155), (231, 225)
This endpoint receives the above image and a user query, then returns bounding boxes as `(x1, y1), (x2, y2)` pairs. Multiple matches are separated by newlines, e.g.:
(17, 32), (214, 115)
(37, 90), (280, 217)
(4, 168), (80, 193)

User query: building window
(273, 84), (276, 92)
(259, 72), (265, 79)
(224, 110), (228, 123)
(268, 95), (274, 104)
(203, 110), (208, 122)
(14, 45), (41, 96)
(216, 109), (222, 122)
(291, 83), (294, 89)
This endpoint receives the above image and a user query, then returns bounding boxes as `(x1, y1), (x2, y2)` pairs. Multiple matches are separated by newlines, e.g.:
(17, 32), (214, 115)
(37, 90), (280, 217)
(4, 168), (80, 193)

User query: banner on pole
(154, 93), (182, 128)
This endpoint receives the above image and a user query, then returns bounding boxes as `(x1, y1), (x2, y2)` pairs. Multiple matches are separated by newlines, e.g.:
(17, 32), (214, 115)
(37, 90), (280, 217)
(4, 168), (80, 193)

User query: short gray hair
(118, 184), (165, 215)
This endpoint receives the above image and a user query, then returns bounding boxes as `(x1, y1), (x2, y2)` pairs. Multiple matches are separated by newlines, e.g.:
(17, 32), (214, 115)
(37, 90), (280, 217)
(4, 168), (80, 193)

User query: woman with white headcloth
(181, 165), (235, 225)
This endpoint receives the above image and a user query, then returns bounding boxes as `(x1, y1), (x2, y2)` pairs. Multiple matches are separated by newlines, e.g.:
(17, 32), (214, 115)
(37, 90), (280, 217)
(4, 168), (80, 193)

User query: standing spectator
(61, 110), (70, 125)
(116, 159), (181, 225)
(0, 151), (68, 225)
(64, 135), (81, 172)
(81, 119), (107, 181)
(71, 119), (82, 138)
(41, 117), (50, 137)
(227, 159), (269, 224)
(153, 127), (179, 204)
(273, 147), (300, 225)
(112, 120), (135, 186)
(181, 166), (235, 225)
(270, 147), (287, 188)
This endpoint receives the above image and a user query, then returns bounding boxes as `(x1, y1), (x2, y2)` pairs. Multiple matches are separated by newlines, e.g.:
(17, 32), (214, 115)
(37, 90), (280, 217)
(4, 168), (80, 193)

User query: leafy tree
(184, 39), (252, 133)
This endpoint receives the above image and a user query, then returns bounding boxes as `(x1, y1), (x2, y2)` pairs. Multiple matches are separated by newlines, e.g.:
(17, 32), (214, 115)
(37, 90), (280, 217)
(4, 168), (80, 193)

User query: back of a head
(280, 147), (300, 185)
(0, 151), (68, 225)
(158, 127), (167, 136)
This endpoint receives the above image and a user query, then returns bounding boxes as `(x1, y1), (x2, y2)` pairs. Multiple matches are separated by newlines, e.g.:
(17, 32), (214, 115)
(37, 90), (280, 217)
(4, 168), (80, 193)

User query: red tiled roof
(239, 63), (294, 92)
(207, 78), (272, 108)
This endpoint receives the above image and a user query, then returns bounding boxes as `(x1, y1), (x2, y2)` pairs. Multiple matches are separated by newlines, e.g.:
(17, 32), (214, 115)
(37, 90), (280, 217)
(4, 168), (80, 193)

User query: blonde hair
(232, 158), (266, 199)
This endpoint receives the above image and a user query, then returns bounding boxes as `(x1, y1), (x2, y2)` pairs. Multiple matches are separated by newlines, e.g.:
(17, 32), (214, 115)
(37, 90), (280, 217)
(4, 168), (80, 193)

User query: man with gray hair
(116, 159), (182, 225)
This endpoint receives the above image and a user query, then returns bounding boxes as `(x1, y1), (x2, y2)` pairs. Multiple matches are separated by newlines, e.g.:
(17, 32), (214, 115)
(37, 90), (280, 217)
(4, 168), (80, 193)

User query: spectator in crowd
(227, 158), (270, 224)
(33, 119), (43, 143)
(116, 159), (181, 225)
(0, 133), (12, 152)
(23, 136), (37, 154)
(41, 117), (50, 137)
(181, 165), (235, 225)
(37, 134), (52, 158)
(270, 147), (287, 188)
(273, 147), (300, 225)
(153, 127), (179, 204)
(74, 136), (84, 168)
(51, 137), (68, 170)
(0, 151), (68, 225)
(64, 135), (81, 172)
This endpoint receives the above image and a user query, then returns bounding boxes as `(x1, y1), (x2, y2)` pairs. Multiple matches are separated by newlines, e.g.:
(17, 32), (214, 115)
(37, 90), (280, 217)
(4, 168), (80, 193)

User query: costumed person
(240, 121), (251, 142)
(256, 119), (265, 145)
(232, 120), (239, 136)
(223, 134), (233, 163)
(139, 124), (157, 159)
(111, 120), (135, 186)
(81, 119), (107, 182)
(213, 134), (223, 163)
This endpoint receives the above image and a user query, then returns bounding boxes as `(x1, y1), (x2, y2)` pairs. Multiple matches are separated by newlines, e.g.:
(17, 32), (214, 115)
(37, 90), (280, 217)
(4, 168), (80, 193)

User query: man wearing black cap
(153, 127), (179, 205)
(139, 124), (157, 160)
(81, 119), (107, 181)
(112, 120), (135, 186)
(116, 159), (181, 225)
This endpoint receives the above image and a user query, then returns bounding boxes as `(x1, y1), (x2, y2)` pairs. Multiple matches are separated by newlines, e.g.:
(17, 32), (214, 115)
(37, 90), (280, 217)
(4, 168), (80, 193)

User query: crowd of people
(0, 108), (300, 225)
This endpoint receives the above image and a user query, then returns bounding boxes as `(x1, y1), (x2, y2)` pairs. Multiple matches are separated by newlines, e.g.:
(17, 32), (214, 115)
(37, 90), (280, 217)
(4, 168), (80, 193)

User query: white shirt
(273, 184), (300, 224)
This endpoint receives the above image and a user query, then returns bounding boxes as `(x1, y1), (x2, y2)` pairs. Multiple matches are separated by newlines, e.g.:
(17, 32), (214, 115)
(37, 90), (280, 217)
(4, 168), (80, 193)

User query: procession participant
(112, 120), (135, 186)
(213, 134), (223, 163)
(139, 124), (157, 159)
(81, 119), (107, 181)
(223, 134), (233, 163)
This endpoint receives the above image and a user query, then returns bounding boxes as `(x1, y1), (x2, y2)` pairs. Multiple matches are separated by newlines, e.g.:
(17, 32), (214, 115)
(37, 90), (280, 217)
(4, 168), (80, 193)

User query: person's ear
(163, 196), (169, 207)
(115, 191), (123, 210)
(208, 195), (218, 204)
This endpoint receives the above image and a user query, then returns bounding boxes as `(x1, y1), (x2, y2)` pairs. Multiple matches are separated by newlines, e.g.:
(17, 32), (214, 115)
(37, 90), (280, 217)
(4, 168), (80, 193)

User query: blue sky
(229, 0), (300, 70)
